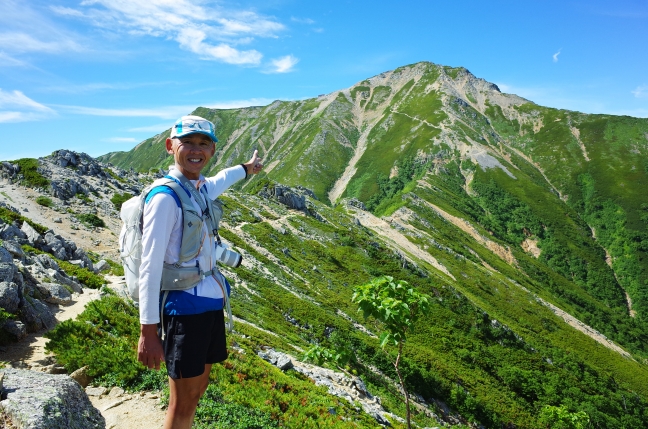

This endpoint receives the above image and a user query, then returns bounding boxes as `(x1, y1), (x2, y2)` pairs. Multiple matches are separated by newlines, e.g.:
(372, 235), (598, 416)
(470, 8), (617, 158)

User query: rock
(108, 386), (125, 397)
(21, 221), (44, 246)
(2, 240), (24, 259)
(68, 259), (86, 268)
(276, 354), (294, 371)
(20, 297), (57, 331)
(0, 281), (20, 313)
(35, 253), (60, 271)
(0, 260), (15, 282)
(39, 282), (73, 305)
(94, 260), (110, 273)
(2, 320), (27, 340)
(70, 366), (93, 388)
(347, 198), (367, 211)
(53, 217), (63, 223)
(0, 369), (105, 429)
(85, 386), (108, 397)
(0, 245), (13, 263)
(0, 224), (27, 241)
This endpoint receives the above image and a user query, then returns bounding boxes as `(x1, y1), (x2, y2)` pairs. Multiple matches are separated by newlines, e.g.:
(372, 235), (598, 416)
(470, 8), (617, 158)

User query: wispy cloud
(52, 0), (288, 66)
(291, 17), (315, 25)
(632, 85), (648, 98)
(553, 48), (562, 62)
(0, 1), (86, 54)
(0, 89), (55, 122)
(265, 55), (299, 74)
(103, 137), (139, 143)
(128, 123), (173, 133)
(56, 98), (273, 119)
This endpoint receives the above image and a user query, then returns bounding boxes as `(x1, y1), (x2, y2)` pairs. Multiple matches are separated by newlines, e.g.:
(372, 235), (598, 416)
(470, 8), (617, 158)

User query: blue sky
(1, 0), (647, 160)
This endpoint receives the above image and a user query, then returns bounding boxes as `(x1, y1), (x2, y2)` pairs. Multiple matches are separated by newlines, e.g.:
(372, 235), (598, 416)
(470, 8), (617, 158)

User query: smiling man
(137, 115), (262, 429)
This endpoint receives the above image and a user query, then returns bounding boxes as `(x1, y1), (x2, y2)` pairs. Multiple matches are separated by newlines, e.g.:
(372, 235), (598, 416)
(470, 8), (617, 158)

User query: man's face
(165, 133), (216, 180)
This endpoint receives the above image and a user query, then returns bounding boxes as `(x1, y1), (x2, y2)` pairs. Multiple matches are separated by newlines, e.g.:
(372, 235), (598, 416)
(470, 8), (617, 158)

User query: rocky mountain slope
(2, 60), (648, 428)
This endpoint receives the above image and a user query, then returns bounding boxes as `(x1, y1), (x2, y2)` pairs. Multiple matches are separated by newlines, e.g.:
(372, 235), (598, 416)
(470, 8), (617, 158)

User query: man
(137, 115), (262, 429)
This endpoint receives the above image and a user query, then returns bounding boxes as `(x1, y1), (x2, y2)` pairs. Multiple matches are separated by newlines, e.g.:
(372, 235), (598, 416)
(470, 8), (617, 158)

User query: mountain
(2, 61), (648, 428)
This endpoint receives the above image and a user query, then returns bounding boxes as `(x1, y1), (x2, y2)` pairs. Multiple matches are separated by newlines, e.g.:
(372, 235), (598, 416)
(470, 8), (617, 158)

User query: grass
(10, 158), (50, 188)
(36, 196), (53, 207)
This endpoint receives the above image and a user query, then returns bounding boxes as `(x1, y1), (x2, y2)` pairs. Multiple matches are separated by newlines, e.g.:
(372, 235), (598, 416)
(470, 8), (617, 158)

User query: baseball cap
(170, 115), (218, 142)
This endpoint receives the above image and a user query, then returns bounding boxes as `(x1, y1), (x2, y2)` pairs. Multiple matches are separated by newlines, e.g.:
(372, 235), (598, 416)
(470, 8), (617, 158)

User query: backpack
(119, 169), (235, 331)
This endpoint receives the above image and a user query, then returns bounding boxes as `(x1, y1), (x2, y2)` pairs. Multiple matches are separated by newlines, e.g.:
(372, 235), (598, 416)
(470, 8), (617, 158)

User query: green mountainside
(81, 60), (648, 427)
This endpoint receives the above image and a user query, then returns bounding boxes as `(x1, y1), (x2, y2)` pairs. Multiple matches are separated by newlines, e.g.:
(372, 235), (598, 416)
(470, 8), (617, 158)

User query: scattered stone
(108, 387), (125, 397)
(95, 260), (110, 273)
(85, 386), (108, 397)
(70, 366), (93, 388)
(53, 217), (63, 223)
(0, 369), (105, 429)
(103, 400), (125, 412)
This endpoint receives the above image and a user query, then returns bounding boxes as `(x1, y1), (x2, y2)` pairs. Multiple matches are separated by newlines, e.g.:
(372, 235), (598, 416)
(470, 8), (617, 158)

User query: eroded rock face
(0, 369), (105, 429)
(0, 281), (20, 313)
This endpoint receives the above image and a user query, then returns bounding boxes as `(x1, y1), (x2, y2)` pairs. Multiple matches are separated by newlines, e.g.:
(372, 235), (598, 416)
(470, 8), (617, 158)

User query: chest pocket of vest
(178, 208), (204, 263)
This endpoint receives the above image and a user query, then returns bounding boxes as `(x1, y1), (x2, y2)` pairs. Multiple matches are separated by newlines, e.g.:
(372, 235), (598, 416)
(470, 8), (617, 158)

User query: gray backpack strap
(167, 169), (220, 240)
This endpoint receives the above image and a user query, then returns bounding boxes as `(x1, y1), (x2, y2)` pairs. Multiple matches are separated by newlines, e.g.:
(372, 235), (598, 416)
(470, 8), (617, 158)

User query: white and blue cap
(170, 115), (218, 142)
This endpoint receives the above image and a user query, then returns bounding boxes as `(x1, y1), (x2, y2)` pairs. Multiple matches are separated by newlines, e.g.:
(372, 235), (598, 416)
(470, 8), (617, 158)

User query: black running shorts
(160, 309), (228, 379)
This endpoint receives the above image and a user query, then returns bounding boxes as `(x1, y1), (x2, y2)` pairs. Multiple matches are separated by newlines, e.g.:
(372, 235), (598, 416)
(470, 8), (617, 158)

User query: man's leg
(163, 364), (212, 429)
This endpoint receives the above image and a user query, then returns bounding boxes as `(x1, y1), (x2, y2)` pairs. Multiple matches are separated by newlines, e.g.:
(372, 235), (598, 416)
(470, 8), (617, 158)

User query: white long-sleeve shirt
(138, 165), (246, 324)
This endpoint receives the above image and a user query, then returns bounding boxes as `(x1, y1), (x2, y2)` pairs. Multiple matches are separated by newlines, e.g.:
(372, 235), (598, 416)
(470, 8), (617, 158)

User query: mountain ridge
(3, 60), (648, 427)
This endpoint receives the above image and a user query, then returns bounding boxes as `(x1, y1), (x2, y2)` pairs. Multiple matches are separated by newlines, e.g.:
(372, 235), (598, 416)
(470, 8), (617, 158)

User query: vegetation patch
(111, 192), (133, 210)
(35, 196), (53, 207)
(75, 213), (106, 228)
(11, 158), (50, 188)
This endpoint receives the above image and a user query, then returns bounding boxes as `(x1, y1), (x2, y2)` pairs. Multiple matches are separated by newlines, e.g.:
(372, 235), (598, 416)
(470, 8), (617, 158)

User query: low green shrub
(111, 192), (133, 211)
(11, 158), (50, 188)
(194, 385), (278, 429)
(0, 206), (48, 234)
(58, 260), (107, 288)
(106, 259), (125, 276)
(36, 196), (53, 207)
(44, 295), (144, 383)
(76, 213), (106, 228)
(76, 193), (92, 204)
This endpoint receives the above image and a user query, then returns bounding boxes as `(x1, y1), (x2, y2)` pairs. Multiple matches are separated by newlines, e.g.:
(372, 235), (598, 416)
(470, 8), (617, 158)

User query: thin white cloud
(0, 1), (86, 54)
(632, 85), (648, 98)
(0, 89), (55, 122)
(56, 98), (274, 119)
(103, 137), (139, 143)
(265, 55), (299, 74)
(128, 123), (172, 133)
(291, 17), (315, 24)
(553, 49), (562, 62)
(53, 0), (287, 66)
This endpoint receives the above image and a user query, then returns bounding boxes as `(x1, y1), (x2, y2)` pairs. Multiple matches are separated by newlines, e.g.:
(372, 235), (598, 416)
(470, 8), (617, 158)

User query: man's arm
(205, 151), (264, 199)
(137, 193), (178, 369)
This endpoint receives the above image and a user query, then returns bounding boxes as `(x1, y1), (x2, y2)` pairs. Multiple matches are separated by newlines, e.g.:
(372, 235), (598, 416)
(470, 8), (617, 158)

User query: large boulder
(21, 221), (44, 246)
(0, 261), (15, 283)
(0, 281), (20, 313)
(0, 224), (27, 241)
(2, 320), (27, 340)
(0, 244), (15, 263)
(2, 239), (24, 259)
(20, 297), (56, 331)
(44, 232), (68, 261)
(94, 260), (110, 273)
(34, 254), (60, 272)
(37, 283), (72, 305)
(0, 369), (105, 429)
